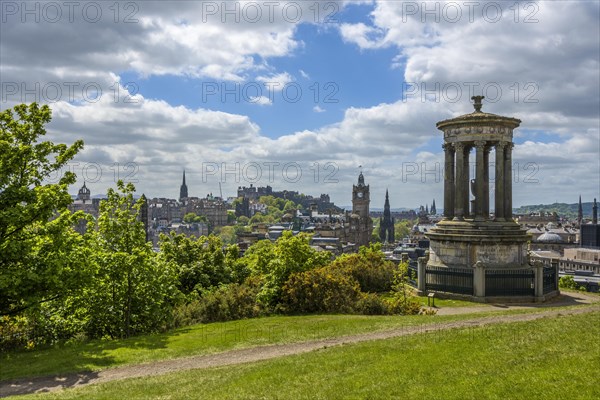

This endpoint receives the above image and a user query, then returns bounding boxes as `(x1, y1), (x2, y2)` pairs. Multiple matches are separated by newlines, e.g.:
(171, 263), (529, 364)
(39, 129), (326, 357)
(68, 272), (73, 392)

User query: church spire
(179, 170), (188, 201)
(384, 189), (390, 211)
(380, 189), (394, 243)
(578, 195), (583, 224)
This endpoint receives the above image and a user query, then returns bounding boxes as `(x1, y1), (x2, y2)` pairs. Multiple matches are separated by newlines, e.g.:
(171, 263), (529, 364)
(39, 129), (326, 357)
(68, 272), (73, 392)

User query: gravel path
(1, 292), (598, 398)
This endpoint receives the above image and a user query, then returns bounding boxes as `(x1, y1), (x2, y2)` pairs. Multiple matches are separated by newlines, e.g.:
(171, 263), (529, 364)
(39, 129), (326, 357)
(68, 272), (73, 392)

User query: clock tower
(350, 171), (373, 248)
(352, 172), (370, 218)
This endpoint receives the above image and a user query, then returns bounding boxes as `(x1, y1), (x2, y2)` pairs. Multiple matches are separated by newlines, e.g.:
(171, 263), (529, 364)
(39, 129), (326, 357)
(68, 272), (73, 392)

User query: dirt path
(433, 290), (598, 315)
(1, 294), (599, 398)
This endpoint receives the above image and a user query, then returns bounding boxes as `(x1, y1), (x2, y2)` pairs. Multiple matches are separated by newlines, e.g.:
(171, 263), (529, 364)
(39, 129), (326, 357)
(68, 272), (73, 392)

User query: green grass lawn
(16, 311), (600, 400)
(1, 312), (490, 381)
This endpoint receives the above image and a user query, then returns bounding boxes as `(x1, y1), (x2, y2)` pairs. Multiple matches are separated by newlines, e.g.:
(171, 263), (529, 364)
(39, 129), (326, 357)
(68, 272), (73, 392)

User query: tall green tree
(82, 181), (178, 338)
(0, 103), (85, 316)
(159, 232), (247, 297)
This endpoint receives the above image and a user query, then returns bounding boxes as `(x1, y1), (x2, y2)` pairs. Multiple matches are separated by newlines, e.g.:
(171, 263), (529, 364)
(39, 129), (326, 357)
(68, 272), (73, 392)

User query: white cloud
(249, 96), (273, 106)
(256, 72), (294, 91)
(313, 105), (326, 113)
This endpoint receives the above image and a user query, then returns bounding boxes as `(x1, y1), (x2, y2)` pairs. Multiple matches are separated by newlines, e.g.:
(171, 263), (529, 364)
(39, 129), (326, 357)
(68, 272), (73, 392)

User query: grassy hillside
(1, 311), (483, 381)
(17, 311), (600, 400)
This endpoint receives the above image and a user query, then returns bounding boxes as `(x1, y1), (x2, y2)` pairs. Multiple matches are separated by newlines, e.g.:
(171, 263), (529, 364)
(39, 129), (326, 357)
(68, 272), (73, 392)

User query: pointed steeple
(431, 199), (437, 215)
(179, 170), (189, 201)
(380, 189), (394, 243)
(578, 195), (583, 223)
(383, 189), (391, 218)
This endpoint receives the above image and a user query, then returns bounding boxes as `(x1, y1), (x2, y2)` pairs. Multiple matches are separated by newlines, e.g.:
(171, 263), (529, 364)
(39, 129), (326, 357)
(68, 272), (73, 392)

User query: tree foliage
(78, 181), (178, 339)
(159, 232), (248, 297)
(0, 103), (85, 316)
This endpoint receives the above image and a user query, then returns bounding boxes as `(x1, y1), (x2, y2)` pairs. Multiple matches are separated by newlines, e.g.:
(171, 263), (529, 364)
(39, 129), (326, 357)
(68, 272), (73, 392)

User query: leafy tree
(0, 103), (86, 316)
(283, 200), (297, 212)
(81, 181), (178, 338)
(227, 210), (236, 224)
(237, 215), (250, 226)
(159, 232), (247, 297)
(394, 220), (413, 241)
(249, 212), (275, 224)
(183, 212), (207, 224)
(216, 225), (237, 245)
(259, 195), (286, 210)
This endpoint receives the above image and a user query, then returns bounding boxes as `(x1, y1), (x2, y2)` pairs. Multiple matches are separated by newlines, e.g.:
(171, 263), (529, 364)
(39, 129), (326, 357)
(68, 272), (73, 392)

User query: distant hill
(514, 202), (596, 219)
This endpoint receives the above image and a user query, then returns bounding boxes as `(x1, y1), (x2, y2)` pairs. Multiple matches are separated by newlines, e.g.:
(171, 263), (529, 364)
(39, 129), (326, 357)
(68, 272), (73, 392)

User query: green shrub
(170, 283), (260, 327)
(329, 245), (396, 293)
(559, 275), (587, 291)
(281, 268), (362, 314)
(355, 293), (390, 315)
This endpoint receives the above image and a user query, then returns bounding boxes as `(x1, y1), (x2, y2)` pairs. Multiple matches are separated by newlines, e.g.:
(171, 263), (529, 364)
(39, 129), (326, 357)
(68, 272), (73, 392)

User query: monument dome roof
(536, 232), (563, 243)
(436, 96), (521, 130)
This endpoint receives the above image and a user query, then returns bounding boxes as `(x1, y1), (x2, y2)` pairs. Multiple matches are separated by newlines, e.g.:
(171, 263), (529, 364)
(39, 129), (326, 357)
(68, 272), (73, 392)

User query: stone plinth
(427, 220), (529, 269)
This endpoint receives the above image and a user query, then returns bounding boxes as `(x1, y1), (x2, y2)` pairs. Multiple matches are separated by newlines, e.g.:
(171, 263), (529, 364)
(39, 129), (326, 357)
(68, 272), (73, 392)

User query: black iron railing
(425, 266), (473, 295)
(486, 269), (534, 296)
(543, 266), (557, 294)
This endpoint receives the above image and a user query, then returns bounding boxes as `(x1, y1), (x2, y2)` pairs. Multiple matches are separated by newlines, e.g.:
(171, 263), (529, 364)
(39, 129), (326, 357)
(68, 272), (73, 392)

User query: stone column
(474, 141), (486, 221)
(495, 142), (506, 221)
(504, 143), (514, 221)
(443, 143), (455, 220)
(454, 143), (466, 220)
(463, 145), (471, 218)
(417, 257), (426, 294)
(474, 261), (485, 298)
(534, 261), (544, 302)
(483, 147), (490, 219)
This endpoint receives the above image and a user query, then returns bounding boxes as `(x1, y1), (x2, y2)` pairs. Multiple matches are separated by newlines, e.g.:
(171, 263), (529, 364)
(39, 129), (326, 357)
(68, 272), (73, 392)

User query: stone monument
(422, 96), (558, 301)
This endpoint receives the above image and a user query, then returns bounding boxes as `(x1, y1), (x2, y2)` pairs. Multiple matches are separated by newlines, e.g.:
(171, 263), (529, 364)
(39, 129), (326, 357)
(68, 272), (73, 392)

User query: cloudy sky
(1, 0), (598, 209)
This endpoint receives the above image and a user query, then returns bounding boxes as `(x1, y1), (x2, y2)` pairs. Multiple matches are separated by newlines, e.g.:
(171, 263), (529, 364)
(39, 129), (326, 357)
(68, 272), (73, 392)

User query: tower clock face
(357, 192), (363, 198)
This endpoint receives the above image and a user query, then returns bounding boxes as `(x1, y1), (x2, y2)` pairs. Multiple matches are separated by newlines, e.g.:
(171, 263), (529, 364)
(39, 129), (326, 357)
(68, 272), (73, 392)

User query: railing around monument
(407, 262), (418, 288)
(543, 266), (558, 294)
(485, 269), (534, 296)
(425, 266), (474, 295)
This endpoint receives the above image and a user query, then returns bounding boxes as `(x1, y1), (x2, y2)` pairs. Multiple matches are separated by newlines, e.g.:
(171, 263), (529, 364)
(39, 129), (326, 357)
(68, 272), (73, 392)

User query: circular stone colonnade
(420, 96), (559, 302)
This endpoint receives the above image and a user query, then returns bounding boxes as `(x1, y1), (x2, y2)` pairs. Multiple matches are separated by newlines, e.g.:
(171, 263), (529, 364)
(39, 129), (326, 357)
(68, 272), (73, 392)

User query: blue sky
(1, 1), (598, 208)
